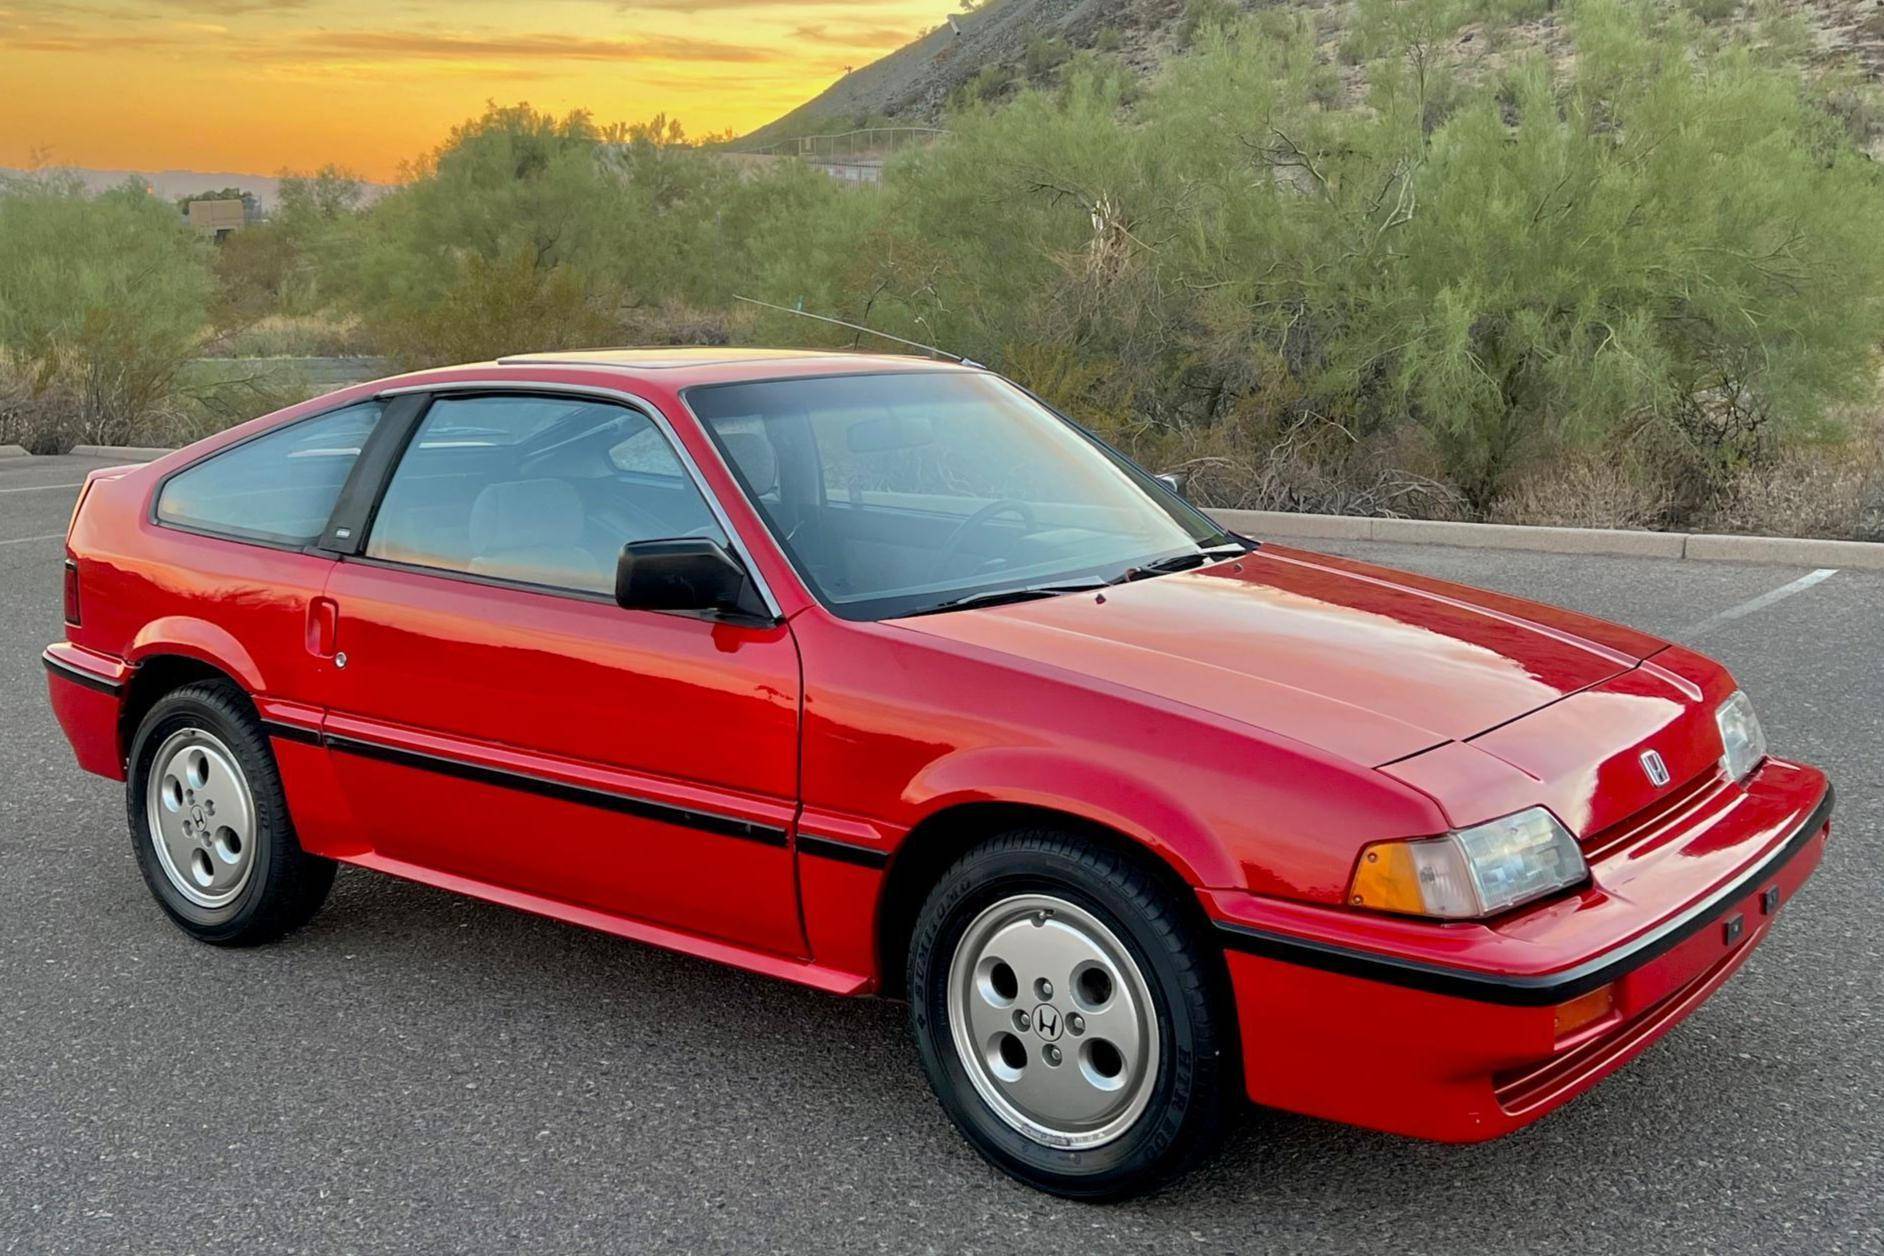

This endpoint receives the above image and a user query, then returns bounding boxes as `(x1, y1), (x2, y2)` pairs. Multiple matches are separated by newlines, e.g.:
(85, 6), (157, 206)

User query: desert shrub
(0, 171), (213, 446)
(1488, 451), (1673, 529)
(205, 313), (379, 358)
(1024, 35), (1073, 80)
(211, 223), (299, 331)
(342, 105), (853, 367)
(955, 64), (1020, 108)
(1178, 0), (1241, 46)
(370, 247), (619, 367)
(1695, 419), (1884, 540)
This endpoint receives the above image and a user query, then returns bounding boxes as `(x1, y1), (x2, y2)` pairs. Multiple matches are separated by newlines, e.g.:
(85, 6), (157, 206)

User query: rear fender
(127, 618), (268, 695)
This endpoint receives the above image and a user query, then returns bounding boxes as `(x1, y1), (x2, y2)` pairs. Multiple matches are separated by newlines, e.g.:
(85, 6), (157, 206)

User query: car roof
(476, 346), (973, 386)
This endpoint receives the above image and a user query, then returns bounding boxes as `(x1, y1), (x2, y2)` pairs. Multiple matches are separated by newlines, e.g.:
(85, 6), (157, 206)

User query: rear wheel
(907, 830), (1236, 1199)
(126, 680), (334, 945)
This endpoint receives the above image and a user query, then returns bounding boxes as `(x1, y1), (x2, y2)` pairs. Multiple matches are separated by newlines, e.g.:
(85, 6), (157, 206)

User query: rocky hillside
(742, 0), (1884, 149)
(742, 0), (1147, 144)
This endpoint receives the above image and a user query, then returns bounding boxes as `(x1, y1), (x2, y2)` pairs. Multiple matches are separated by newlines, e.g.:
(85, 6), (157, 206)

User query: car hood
(893, 544), (1668, 767)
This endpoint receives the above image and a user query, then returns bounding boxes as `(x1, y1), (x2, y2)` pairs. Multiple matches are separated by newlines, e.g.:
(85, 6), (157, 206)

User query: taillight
(63, 558), (81, 625)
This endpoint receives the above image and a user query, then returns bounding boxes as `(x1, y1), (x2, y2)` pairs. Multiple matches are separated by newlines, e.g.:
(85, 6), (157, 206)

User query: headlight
(1716, 690), (1767, 782)
(1348, 807), (1588, 920)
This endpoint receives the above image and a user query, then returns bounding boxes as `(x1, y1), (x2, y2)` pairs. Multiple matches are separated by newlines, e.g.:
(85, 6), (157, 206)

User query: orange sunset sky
(0, 0), (943, 180)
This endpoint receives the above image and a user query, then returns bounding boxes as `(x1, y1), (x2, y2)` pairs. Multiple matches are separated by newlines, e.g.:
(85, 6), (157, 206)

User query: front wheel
(907, 830), (1237, 1199)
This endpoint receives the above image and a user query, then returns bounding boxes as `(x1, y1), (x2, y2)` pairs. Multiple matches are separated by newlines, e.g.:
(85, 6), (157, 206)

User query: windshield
(687, 371), (1237, 620)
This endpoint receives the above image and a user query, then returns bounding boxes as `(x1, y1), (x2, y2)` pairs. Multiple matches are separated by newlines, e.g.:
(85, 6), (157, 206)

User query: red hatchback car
(46, 349), (1833, 1197)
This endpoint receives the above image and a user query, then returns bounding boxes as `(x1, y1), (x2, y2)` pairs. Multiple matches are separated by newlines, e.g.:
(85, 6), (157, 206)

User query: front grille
(1581, 765), (1734, 862)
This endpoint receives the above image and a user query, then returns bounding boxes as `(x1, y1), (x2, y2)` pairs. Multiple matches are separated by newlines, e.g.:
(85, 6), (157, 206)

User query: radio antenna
(734, 295), (980, 368)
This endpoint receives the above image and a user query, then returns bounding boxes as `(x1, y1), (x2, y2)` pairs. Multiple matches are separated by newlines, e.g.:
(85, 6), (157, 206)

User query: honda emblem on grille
(1640, 749), (1671, 788)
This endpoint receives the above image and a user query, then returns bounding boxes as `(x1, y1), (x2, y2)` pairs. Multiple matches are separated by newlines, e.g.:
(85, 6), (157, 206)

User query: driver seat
(467, 478), (608, 591)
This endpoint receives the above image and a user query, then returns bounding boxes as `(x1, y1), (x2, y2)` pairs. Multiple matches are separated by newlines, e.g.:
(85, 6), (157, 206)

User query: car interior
(365, 397), (724, 594)
(702, 402), (1184, 609)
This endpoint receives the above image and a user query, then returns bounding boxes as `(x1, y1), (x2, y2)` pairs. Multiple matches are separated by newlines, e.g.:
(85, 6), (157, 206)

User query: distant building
(186, 198), (249, 242)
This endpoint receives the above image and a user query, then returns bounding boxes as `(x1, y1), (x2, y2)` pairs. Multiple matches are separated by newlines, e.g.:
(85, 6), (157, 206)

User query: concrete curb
(68, 444), (176, 462)
(1208, 508), (1884, 571)
(0, 444), (29, 459)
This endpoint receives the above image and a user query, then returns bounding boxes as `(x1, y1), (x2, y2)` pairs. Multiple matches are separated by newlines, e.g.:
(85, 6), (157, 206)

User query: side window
(365, 395), (725, 596)
(157, 402), (381, 545)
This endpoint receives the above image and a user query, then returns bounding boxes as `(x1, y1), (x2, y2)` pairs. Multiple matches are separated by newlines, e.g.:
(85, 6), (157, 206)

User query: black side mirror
(616, 538), (767, 619)
(1154, 471), (1189, 499)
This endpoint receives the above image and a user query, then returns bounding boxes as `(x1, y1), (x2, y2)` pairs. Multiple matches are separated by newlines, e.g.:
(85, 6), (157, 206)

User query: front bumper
(1204, 759), (1833, 1142)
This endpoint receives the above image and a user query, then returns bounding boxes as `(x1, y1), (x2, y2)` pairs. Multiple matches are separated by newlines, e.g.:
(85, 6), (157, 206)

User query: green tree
(0, 171), (212, 444)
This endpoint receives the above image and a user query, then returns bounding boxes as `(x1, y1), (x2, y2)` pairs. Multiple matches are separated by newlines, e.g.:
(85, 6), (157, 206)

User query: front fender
(903, 745), (1241, 889)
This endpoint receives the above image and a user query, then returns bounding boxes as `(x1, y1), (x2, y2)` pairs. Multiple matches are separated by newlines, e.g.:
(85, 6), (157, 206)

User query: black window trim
(343, 381), (786, 623)
(148, 395), (390, 553)
(317, 391), (432, 554)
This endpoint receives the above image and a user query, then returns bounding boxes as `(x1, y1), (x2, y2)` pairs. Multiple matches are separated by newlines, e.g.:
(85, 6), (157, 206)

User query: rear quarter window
(156, 402), (381, 546)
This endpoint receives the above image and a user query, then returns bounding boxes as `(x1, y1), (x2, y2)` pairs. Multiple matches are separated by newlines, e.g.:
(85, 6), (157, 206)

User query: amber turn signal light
(1348, 841), (1433, 915)
(1553, 985), (1616, 1038)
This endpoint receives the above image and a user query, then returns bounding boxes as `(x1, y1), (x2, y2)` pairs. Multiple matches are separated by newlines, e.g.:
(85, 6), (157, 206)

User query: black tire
(125, 680), (335, 945)
(907, 829), (1236, 1199)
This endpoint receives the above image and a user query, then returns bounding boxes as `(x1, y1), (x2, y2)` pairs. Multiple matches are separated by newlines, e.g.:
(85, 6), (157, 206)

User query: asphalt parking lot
(2, 452), (1879, 1254)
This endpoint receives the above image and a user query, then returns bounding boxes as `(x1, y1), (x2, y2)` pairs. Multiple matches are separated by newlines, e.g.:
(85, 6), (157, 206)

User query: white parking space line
(1680, 568), (1839, 641)
(0, 482), (82, 495)
(0, 532), (66, 547)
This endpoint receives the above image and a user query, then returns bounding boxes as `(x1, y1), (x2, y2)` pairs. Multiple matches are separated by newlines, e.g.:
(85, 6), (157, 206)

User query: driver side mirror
(616, 538), (768, 620)
(1154, 471), (1189, 499)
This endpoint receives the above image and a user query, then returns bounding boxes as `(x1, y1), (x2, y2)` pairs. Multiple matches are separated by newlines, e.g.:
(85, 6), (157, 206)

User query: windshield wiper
(1113, 543), (1249, 584)
(907, 580), (1111, 617)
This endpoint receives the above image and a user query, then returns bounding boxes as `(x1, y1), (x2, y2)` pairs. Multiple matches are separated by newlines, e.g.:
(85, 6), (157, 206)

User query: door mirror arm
(1154, 471), (1188, 499)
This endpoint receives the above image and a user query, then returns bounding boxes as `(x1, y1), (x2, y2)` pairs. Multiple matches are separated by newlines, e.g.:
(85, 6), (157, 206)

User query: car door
(313, 388), (806, 955)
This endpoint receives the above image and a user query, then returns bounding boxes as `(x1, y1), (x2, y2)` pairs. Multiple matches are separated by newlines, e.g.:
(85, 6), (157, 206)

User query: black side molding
(258, 719), (321, 746)
(796, 834), (890, 869)
(1216, 783), (1834, 1007)
(42, 651), (124, 696)
(309, 730), (790, 848)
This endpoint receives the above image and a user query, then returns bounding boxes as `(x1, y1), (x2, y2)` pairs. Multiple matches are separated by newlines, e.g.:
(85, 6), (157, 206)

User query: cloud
(143, 0), (311, 11)
(7, 24), (781, 66)
(4, 30), (185, 52)
(296, 31), (774, 64)
(788, 23), (916, 50)
(7, 0), (306, 15)
(621, 0), (902, 8)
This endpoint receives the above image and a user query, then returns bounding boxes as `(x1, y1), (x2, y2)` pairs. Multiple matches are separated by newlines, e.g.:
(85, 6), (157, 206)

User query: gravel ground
(2, 454), (1879, 1254)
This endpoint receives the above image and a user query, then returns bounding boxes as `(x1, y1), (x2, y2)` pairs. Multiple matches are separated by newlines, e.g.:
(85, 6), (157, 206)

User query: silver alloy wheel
(946, 893), (1160, 1150)
(145, 728), (259, 909)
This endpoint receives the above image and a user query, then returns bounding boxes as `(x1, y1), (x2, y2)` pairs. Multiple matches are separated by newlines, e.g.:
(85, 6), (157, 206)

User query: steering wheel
(930, 499), (1037, 580)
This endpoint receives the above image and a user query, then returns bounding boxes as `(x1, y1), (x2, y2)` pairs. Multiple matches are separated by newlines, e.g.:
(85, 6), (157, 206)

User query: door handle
(307, 596), (338, 659)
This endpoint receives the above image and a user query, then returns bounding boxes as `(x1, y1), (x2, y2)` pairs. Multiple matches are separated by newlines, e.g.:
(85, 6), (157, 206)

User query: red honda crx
(46, 349), (1833, 1198)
